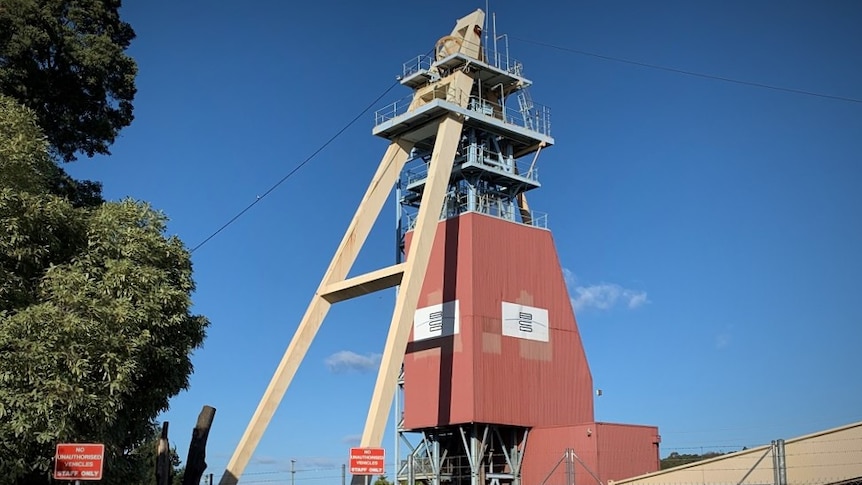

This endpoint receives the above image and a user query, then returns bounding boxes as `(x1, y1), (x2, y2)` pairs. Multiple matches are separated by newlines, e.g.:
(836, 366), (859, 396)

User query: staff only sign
(54, 443), (105, 481)
(349, 447), (385, 475)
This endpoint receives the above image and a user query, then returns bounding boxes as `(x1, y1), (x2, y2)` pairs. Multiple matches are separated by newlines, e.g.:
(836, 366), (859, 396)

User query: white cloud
(342, 434), (362, 446)
(627, 291), (649, 309)
(252, 456), (280, 465)
(325, 350), (382, 373)
(715, 325), (733, 350)
(562, 268), (576, 287)
(563, 269), (649, 312)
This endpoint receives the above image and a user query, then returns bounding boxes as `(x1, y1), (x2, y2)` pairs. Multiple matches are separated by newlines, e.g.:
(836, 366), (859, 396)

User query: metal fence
(536, 439), (862, 485)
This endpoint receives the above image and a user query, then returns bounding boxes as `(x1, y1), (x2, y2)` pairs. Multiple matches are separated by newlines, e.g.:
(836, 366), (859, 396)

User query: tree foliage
(137, 427), (184, 485)
(0, 93), (55, 193)
(0, 87), (104, 207)
(0, 0), (137, 162)
(660, 451), (728, 470)
(0, 96), (208, 484)
(374, 475), (393, 485)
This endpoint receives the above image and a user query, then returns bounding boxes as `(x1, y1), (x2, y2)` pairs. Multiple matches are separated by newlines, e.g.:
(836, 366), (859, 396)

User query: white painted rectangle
(413, 300), (459, 341)
(502, 301), (549, 342)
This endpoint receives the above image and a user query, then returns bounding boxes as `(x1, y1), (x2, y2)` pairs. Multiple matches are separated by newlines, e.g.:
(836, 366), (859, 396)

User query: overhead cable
(511, 36), (862, 104)
(190, 80), (401, 253)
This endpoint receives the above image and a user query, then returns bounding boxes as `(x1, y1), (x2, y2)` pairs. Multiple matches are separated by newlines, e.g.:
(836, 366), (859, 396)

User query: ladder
(517, 88), (535, 131)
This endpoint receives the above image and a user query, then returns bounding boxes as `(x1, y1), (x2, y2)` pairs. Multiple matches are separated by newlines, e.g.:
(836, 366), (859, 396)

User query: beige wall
(609, 421), (862, 485)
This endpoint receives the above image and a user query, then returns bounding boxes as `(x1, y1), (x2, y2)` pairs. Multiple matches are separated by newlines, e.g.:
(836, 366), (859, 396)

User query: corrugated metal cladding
(594, 423), (661, 481)
(522, 424), (597, 485)
(403, 213), (594, 429)
(522, 423), (660, 485)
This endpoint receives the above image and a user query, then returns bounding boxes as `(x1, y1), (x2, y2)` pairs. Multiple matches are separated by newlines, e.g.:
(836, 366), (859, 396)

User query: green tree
(137, 426), (184, 485)
(660, 451), (727, 470)
(0, 0), (137, 162)
(171, 466), (186, 485)
(0, 95), (103, 207)
(374, 475), (393, 485)
(0, 93), (55, 193)
(0, 97), (208, 484)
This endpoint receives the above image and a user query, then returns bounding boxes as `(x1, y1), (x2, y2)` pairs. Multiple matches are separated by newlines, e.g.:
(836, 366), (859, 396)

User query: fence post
(157, 422), (170, 485)
(182, 405), (217, 485)
(776, 439), (787, 485)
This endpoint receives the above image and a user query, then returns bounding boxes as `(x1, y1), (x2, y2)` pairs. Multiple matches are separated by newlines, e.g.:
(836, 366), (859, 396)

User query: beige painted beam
(516, 192), (532, 226)
(321, 263), (405, 303)
(322, 138), (414, 283)
(513, 142), (544, 160)
(219, 138), (413, 485)
(357, 113), (464, 458)
(450, 9), (485, 59)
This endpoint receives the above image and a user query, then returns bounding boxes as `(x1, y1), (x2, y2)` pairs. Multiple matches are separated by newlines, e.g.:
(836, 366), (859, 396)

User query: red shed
(523, 423), (661, 485)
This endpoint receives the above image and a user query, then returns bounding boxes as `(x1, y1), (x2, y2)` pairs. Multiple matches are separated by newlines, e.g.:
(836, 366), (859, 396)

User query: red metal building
(403, 213), (594, 430)
(399, 215), (660, 485)
(524, 424), (661, 485)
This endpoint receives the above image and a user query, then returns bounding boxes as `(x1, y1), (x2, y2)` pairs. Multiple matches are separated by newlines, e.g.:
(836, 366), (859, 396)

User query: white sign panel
(502, 301), (549, 342)
(413, 300), (460, 341)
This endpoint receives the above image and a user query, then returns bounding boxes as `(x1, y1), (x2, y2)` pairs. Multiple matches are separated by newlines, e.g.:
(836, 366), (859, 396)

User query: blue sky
(66, 0), (862, 482)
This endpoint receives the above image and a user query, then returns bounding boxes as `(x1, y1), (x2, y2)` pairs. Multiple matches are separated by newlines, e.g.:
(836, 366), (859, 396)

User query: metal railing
(528, 211), (549, 228)
(467, 94), (552, 136)
(402, 54), (435, 78)
(374, 94), (414, 125)
(398, 457), (438, 477)
(402, 154), (539, 187)
(487, 37), (524, 76)
(398, 452), (518, 481)
(403, 165), (427, 186)
(404, 204), (548, 230)
(373, 86), (467, 126)
(374, 88), (552, 137)
(400, 36), (524, 79)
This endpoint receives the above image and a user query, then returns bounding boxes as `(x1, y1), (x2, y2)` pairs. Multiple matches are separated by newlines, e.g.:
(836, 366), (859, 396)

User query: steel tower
(220, 10), (659, 485)
(382, 10), (661, 485)
(382, 12), (557, 483)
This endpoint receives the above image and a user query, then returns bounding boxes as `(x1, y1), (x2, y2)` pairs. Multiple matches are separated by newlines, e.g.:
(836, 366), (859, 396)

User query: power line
(190, 80), (401, 253)
(510, 36), (862, 104)
(189, 38), (859, 254)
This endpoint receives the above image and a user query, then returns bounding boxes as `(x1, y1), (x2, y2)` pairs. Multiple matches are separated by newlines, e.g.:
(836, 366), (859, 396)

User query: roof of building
(610, 420), (862, 485)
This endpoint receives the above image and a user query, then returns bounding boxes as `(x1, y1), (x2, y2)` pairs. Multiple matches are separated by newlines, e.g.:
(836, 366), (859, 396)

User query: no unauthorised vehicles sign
(349, 447), (385, 475)
(54, 443), (105, 481)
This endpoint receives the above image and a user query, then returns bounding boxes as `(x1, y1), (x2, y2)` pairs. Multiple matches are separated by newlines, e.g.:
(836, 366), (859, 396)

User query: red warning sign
(54, 443), (105, 481)
(349, 447), (385, 475)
